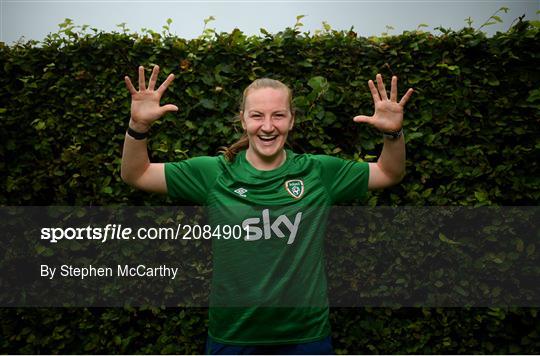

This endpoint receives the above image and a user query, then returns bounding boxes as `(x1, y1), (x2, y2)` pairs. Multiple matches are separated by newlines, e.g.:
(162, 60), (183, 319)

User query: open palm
(124, 65), (178, 130)
(353, 74), (414, 132)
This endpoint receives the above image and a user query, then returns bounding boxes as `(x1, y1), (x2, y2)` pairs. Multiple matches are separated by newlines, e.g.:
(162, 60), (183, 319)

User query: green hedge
(1, 17), (539, 354)
(1, 18), (539, 206)
(1, 307), (539, 353)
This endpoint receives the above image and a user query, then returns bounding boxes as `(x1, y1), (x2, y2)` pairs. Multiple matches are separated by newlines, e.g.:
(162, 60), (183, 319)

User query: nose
(261, 116), (274, 132)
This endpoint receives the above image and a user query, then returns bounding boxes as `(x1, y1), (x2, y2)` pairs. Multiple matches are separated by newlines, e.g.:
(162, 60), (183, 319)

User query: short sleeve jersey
(165, 149), (369, 345)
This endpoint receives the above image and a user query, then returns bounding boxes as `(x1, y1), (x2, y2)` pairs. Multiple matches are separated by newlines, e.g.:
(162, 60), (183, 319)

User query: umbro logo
(234, 187), (248, 197)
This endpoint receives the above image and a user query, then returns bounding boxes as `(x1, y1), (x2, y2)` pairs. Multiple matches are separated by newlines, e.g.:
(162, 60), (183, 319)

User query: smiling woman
(120, 64), (413, 354)
(241, 86), (293, 169)
(220, 78), (295, 170)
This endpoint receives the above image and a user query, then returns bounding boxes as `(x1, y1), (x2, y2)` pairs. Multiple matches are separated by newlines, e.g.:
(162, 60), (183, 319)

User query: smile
(258, 135), (278, 143)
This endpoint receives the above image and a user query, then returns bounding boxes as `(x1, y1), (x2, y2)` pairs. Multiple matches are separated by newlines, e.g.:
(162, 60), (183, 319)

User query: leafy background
(1, 10), (539, 354)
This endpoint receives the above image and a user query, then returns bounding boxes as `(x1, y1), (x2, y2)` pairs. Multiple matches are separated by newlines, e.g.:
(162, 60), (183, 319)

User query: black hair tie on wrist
(382, 128), (403, 140)
(127, 126), (149, 140)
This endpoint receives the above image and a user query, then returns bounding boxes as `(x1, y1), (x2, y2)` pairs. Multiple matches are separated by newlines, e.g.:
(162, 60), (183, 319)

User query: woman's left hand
(353, 73), (414, 132)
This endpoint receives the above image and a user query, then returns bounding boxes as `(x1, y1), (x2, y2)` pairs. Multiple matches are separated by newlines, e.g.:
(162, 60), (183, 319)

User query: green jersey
(165, 149), (369, 345)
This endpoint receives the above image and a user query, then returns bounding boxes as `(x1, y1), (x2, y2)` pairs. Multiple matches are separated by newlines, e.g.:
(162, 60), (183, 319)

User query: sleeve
(314, 155), (370, 204)
(164, 156), (221, 204)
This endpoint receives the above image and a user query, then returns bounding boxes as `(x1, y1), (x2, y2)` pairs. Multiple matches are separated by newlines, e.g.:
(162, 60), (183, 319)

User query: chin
(254, 142), (285, 160)
(256, 146), (281, 159)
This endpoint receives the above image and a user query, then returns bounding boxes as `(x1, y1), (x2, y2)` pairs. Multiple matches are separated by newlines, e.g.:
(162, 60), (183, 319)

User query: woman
(121, 65), (413, 354)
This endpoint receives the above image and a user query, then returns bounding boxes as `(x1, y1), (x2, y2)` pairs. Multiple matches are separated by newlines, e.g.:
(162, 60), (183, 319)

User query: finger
(368, 80), (381, 104)
(399, 88), (414, 107)
(138, 66), (146, 91)
(161, 104), (179, 114)
(390, 76), (398, 102)
(376, 73), (388, 101)
(124, 76), (137, 95)
(353, 115), (372, 124)
(148, 65), (159, 91)
(157, 73), (175, 96)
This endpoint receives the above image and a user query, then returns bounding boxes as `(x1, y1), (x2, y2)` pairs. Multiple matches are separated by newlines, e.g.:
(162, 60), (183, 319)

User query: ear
(240, 111), (246, 130)
(289, 113), (295, 130)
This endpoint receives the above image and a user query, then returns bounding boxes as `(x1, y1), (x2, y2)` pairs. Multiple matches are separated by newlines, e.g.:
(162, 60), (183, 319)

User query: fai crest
(285, 179), (304, 199)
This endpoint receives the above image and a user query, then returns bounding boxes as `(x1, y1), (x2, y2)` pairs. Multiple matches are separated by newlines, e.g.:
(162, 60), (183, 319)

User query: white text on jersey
(241, 209), (302, 245)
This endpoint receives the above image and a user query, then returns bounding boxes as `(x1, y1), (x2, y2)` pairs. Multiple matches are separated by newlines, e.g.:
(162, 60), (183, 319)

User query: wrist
(128, 119), (150, 133)
(127, 119), (150, 140)
(382, 128), (403, 140)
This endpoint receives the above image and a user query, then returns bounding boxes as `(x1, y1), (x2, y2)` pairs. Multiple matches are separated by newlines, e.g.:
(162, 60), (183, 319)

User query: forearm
(120, 120), (151, 184)
(377, 134), (406, 182)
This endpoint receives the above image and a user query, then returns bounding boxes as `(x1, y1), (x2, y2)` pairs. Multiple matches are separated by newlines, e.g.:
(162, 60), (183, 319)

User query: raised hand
(353, 74), (414, 133)
(124, 65), (178, 131)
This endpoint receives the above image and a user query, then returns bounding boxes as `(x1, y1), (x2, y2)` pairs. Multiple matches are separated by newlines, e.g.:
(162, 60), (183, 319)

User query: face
(240, 87), (294, 166)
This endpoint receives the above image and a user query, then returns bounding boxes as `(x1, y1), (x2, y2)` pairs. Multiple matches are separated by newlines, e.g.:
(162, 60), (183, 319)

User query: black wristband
(382, 128), (403, 140)
(127, 126), (149, 140)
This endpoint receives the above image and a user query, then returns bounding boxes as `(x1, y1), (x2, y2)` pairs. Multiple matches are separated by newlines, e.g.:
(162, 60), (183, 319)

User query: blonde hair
(219, 78), (295, 162)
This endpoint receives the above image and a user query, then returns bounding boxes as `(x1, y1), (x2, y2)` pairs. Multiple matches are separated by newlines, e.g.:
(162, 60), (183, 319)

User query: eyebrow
(248, 110), (287, 114)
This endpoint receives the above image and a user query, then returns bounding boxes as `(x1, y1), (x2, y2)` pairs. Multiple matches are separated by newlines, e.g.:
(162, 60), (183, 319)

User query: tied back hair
(219, 78), (295, 162)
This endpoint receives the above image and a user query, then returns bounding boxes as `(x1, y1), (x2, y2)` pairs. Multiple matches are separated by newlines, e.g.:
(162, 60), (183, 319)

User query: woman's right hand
(124, 65), (178, 132)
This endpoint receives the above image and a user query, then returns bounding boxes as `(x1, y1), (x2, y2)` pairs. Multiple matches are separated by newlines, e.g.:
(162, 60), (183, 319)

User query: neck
(245, 149), (286, 171)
